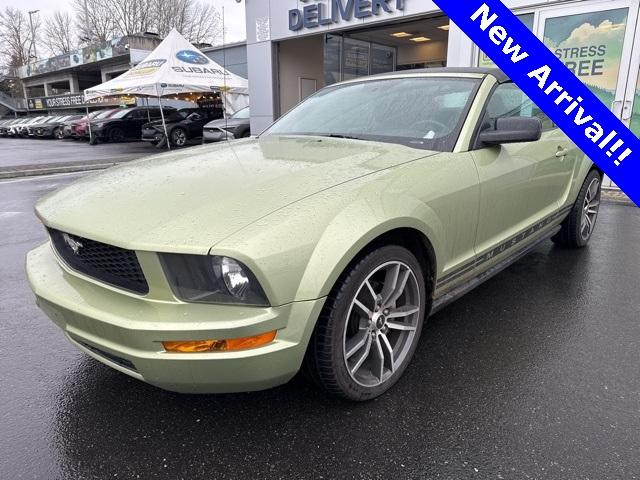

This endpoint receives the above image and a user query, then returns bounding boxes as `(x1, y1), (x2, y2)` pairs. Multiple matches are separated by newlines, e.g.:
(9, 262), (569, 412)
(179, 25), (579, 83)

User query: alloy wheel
(172, 129), (187, 146)
(343, 261), (421, 387)
(580, 177), (600, 241)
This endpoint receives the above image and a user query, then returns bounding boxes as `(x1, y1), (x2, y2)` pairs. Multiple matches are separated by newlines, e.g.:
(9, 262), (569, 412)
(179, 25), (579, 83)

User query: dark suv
(89, 107), (175, 144)
(141, 108), (222, 147)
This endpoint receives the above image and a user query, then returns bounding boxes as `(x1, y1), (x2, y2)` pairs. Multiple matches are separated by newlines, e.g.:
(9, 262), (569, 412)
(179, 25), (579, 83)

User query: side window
(130, 110), (146, 119)
(484, 83), (554, 131)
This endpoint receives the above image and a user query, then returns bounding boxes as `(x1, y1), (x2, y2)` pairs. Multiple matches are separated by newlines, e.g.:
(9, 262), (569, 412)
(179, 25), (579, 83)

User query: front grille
(49, 228), (149, 294)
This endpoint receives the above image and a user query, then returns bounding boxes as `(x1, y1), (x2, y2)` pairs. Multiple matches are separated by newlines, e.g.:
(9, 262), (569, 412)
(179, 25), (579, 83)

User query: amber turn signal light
(163, 330), (277, 353)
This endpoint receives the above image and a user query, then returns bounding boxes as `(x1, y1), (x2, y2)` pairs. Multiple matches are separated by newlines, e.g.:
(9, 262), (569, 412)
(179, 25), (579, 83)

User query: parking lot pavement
(0, 138), (164, 176)
(1, 173), (639, 480)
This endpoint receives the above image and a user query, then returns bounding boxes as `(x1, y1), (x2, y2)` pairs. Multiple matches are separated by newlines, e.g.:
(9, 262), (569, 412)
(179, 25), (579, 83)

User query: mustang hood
(36, 136), (436, 254)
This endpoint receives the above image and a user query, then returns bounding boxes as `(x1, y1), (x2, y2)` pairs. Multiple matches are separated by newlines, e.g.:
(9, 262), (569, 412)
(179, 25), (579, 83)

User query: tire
(552, 169), (602, 248)
(304, 245), (427, 401)
(171, 127), (188, 147)
(108, 127), (125, 143)
(240, 130), (251, 138)
(54, 128), (64, 140)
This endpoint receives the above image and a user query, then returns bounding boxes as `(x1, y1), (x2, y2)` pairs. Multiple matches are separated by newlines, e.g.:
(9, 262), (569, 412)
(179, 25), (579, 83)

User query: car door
(471, 82), (576, 260)
(186, 112), (204, 136)
(126, 109), (149, 138)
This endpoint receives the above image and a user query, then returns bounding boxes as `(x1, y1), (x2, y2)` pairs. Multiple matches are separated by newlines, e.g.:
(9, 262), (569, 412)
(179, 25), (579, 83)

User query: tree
(110, 0), (155, 36)
(147, 0), (223, 44)
(44, 11), (74, 56)
(72, 0), (222, 45)
(0, 7), (38, 67)
(182, 1), (223, 45)
(72, 0), (115, 44)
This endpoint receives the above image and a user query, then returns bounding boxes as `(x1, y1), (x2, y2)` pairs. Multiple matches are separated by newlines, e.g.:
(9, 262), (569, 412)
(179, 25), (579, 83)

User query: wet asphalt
(0, 138), (155, 172)
(1, 173), (639, 480)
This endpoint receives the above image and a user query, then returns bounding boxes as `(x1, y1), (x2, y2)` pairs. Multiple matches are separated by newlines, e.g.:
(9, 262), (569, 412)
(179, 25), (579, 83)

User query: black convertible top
(375, 67), (511, 84)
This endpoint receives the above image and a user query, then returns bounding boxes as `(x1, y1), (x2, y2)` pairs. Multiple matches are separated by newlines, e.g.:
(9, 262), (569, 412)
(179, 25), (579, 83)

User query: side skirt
(430, 225), (561, 316)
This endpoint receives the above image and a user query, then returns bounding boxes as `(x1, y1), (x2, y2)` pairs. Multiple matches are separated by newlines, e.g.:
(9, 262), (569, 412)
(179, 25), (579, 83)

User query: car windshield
(95, 109), (118, 119)
(265, 76), (480, 151)
(110, 108), (134, 119)
(167, 110), (191, 121)
(231, 107), (250, 119)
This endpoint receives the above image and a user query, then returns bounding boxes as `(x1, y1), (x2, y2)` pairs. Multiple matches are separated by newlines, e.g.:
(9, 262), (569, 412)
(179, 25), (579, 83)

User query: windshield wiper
(319, 133), (365, 141)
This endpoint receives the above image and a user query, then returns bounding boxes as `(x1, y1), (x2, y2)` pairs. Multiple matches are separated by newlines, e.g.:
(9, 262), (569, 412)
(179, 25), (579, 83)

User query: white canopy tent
(84, 29), (249, 148)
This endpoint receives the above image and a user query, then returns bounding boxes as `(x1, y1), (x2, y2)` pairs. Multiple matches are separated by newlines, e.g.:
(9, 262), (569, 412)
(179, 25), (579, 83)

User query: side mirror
(478, 116), (542, 145)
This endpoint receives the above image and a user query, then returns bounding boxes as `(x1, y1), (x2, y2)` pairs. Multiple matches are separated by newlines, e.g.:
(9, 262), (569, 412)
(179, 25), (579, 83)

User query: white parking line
(0, 212), (22, 219)
(0, 171), (88, 184)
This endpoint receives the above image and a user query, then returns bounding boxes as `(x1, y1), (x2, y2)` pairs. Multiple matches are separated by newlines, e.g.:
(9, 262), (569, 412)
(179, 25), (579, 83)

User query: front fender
(294, 193), (442, 302)
(212, 172), (445, 306)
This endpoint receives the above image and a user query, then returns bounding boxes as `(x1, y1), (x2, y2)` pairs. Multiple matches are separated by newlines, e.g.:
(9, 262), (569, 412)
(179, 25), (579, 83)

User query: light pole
(28, 10), (39, 62)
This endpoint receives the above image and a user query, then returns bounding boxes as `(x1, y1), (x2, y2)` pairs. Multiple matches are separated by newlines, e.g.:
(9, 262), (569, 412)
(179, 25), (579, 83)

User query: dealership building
(244, 0), (640, 140)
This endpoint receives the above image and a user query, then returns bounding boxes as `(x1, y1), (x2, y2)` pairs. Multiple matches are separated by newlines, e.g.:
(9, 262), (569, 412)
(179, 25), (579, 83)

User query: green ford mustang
(26, 68), (602, 400)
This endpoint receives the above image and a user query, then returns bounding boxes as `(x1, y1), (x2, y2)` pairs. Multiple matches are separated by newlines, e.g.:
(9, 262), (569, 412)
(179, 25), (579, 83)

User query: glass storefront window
(324, 35), (342, 86)
(325, 35), (397, 85)
(543, 8), (629, 108)
(631, 73), (640, 137)
(370, 44), (396, 76)
(478, 13), (534, 68)
(342, 38), (370, 81)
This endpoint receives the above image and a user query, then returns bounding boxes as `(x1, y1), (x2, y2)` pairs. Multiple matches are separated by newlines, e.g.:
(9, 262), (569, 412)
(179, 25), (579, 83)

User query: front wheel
(108, 127), (125, 143)
(552, 170), (602, 248)
(171, 127), (187, 147)
(305, 245), (427, 401)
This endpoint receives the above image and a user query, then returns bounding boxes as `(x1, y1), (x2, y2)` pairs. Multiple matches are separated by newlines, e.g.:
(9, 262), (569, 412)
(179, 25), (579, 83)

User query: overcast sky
(0, 0), (247, 44)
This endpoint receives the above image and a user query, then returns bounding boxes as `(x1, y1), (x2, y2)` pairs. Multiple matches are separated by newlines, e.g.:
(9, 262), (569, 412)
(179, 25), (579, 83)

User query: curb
(601, 188), (636, 207)
(0, 162), (119, 180)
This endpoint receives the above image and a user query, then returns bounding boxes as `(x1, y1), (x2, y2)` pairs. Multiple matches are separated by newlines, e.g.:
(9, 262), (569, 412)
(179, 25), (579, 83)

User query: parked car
(12, 117), (46, 137)
(77, 109), (123, 139)
(202, 107), (251, 143)
(141, 108), (222, 147)
(34, 115), (83, 139)
(90, 107), (175, 144)
(0, 119), (21, 136)
(27, 68), (602, 400)
(60, 111), (101, 139)
(27, 116), (68, 138)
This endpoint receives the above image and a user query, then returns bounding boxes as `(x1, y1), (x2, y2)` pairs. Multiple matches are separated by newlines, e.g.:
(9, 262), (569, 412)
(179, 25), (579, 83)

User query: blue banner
(433, 0), (639, 206)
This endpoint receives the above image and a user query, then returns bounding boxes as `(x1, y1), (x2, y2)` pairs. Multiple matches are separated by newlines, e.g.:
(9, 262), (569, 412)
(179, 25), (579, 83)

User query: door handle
(622, 100), (633, 121)
(556, 148), (569, 158)
(611, 100), (623, 117)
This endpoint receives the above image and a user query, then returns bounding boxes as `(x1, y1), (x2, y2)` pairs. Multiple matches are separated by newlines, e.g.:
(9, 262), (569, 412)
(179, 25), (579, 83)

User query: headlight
(160, 254), (269, 306)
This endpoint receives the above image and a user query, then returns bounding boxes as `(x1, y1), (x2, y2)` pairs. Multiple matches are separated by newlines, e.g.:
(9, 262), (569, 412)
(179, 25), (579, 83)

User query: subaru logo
(176, 50), (209, 65)
(62, 233), (84, 255)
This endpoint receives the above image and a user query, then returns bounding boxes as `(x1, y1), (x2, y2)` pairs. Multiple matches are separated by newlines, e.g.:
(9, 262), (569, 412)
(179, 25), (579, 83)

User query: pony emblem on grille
(62, 233), (83, 255)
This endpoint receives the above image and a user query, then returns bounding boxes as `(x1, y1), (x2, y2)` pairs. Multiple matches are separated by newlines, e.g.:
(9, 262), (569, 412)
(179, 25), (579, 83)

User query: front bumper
(35, 127), (54, 137)
(26, 242), (325, 393)
(141, 128), (163, 143)
(203, 128), (233, 143)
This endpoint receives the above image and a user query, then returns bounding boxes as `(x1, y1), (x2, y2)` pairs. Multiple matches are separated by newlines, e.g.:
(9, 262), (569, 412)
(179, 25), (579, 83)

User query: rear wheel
(552, 170), (602, 248)
(171, 127), (188, 147)
(305, 245), (426, 401)
(54, 128), (64, 140)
